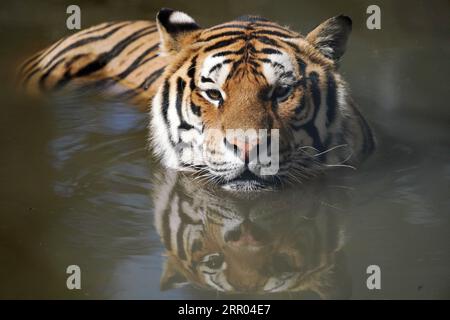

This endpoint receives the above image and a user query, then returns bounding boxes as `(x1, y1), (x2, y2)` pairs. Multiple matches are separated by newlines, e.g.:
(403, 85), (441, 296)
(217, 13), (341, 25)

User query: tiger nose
(224, 137), (260, 162)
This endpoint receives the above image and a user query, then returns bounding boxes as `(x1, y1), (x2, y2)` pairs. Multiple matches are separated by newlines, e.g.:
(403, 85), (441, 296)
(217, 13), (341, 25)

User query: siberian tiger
(18, 8), (375, 191)
(153, 170), (351, 298)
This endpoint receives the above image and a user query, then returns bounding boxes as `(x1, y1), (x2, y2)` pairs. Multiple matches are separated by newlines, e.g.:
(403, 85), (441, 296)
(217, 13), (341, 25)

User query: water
(0, 0), (449, 299)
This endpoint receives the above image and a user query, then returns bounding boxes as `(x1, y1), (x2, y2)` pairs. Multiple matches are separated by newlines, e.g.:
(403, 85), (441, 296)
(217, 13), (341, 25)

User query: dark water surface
(0, 0), (449, 299)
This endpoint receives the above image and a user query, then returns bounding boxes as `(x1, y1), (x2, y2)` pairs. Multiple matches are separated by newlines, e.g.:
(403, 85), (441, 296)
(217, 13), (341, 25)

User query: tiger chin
(19, 8), (375, 192)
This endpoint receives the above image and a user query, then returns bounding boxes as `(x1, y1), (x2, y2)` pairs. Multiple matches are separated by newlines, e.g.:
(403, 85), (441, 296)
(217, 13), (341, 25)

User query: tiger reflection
(153, 170), (351, 298)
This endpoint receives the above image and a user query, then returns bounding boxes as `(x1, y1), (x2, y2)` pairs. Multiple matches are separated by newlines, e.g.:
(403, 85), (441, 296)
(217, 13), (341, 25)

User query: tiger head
(153, 170), (350, 298)
(150, 9), (375, 191)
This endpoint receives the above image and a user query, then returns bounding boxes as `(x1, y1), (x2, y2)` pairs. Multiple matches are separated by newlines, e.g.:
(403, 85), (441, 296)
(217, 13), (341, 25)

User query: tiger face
(151, 9), (375, 191)
(154, 170), (350, 297)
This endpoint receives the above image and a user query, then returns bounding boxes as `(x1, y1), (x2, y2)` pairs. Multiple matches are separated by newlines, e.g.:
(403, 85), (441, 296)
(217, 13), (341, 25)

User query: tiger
(18, 8), (375, 191)
(153, 169), (351, 298)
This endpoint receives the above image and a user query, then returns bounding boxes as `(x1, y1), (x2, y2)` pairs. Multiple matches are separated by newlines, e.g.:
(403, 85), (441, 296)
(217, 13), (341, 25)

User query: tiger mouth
(221, 169), (279, 192)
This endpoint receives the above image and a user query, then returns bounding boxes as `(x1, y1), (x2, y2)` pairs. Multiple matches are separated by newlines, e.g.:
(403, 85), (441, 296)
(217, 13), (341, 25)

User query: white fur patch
(169, 11), (195, 25)
(150, 88), (180, 169)
(261, 51), (295, 85)
(201, 55), (230, 86)
(198, 54), (230, 105)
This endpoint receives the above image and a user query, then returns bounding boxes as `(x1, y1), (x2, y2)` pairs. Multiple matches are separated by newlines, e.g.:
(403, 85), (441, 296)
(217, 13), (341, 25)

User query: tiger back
(18, 20), (168, 108)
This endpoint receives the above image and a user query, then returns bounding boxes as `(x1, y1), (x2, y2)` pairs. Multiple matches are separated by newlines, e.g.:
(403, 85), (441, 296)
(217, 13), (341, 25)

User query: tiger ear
(160, 257), (189, 291)
(156, 8), (201, 56)
(306, 15), (352, 62)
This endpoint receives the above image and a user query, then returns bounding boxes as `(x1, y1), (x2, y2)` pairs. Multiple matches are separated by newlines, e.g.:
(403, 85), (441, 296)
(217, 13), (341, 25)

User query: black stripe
(297, 57), (307, 76)
(273, 62), (286, 70)
(176, 229), (187, 261)
(253, 30), (298, 39)
(23, 36), (68, 74)
(280, 70), (294, 79)
(257, 58), (271, 64)
(248, 60), (260, 68)
(251, 66), (264, 78)
(22, 68), (41, 88)
(43, 21), (133, 69)
(161, 195), (175, 251)
(38, 58), (66, 90)
(255, 36), (282, 48)
(212, 47), (245, 57)
(292, 59), (308, 116)
(281, 39), (300, 53)
(19, 50), (44, 74)
(21, 60), (41, 83)
(293, 72), (325, 158)
(260, 48), (282, 55)
(21, 37), (69, 87)
(176, 77), (194, 132)
(53, 54), (91, 89)
(207, 59), (232, 76)
(80, 21), (118, 36)
(294, 93), (306, 115)
(161, 80), (173, 143)
(176, 198), (187, 261)
(208, 63), (222, 74)
(200, 31), (245, 42)
(113, 66), (165, 100)
(126, 43), (144, 56)
(178, 119), (194, 130)
(20, 61), (42, 88)
(75, 46), (160, 92)
(187, 55), (197, 91)
(201, 76), (214, 83)
(140, 52), (159, 65)
(204, 37), (245, 52)
(178, 201), (202, 225)
(257, 59), (286, 70)
(306, 72), (325, 157)
(309, 72), (321, 112)
(140, 66), (165, 90)
(191, 239), (203, 253)
(226, 59), (243, 80)
(72, 26), (156, 78)
(116, 43), (159, 79)
(191, 102), (201, 117)
(326, 72), (337, 127)
(178, 195), (202, 225)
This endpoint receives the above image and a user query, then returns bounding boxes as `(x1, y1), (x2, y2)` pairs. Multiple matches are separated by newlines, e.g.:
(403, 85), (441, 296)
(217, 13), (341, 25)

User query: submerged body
(18, 8), (375, 191)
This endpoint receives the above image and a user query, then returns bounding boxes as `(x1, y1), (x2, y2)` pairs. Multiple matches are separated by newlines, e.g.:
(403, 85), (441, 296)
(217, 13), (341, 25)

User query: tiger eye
(272, 85), (291, 100)
(205, 89), (222, 101)
(203, 253), (224, 269)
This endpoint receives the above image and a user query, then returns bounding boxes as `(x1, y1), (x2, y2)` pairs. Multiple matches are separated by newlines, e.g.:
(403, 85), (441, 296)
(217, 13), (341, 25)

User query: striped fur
(19, 20), (169, 108)
(153, 170), (349, 297)
(18, 9), (375, 191)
